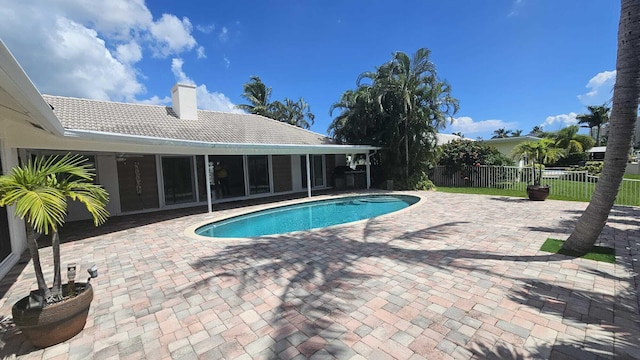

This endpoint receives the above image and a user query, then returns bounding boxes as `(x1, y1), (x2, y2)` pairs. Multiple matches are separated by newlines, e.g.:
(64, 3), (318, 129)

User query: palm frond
(0, 153), (109, 234)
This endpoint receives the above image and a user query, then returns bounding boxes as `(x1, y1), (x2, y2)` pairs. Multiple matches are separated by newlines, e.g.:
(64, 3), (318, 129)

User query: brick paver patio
(0, 191), (638, 359)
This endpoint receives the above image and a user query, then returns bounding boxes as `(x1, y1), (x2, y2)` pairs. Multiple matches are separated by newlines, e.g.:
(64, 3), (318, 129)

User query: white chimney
(171, 83), (197, 120)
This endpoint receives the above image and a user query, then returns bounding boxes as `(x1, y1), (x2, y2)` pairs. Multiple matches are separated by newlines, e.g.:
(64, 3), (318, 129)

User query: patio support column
(306, 154), (312, 198)
(205, 154), (212, 213)
(365, 152), (371, 189)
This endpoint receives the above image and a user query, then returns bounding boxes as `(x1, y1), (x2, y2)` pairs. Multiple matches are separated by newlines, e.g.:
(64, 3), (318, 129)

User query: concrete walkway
(0, 191), (638, 359)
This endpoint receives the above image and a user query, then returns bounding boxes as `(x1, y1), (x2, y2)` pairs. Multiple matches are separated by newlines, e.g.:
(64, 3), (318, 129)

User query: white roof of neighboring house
(436, 133), (474, 145)
(483, 136), (541, 144)
(587, 146), (606, 153)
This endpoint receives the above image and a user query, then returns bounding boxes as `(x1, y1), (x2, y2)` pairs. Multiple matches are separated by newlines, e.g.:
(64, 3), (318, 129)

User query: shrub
(396, 170), (436, 191)
(438, 140), (514, 176)
(569, 161), (603, 176)
(548, 152), (588, 167)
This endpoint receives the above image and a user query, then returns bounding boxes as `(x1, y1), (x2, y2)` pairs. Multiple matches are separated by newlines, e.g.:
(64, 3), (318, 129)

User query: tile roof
(42, 95), (335, 146)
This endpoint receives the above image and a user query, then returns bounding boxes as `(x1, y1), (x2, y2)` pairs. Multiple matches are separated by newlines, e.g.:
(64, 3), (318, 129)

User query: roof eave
(483, 136), (541, 143)
(63, 129), (380, 154)
(0, 40), (64, 136)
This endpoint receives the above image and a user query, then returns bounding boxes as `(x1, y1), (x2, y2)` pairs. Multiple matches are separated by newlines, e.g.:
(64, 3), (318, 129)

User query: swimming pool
(195, 194), (419, 238)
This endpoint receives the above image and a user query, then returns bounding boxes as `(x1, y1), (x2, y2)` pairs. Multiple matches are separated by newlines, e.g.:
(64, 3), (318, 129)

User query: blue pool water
(196, 195), (419, 238)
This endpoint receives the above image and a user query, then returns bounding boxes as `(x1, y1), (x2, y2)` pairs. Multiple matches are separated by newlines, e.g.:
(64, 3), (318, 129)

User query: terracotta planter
(526, 185), (550, 201)
(12, 283), (93, 348)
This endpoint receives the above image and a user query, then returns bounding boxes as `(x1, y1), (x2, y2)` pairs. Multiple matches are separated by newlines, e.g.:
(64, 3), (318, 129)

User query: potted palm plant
(512, 139), (564, 201)
(0, 154), (108, 348)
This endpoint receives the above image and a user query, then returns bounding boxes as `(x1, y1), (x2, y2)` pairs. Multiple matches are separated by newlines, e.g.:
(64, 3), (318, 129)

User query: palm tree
(329, 86), (384, 145)
(553, 125), (595, 154)
(530, 126), (544, 137)
(512, 139), (564, 186)
(0, 154), (108, 303)
(237, 77), (315, 129)
(510, 129), (523, 137)
(271, 98), (315, 129)
(359, 48), (458, 181)
(492, 128), (510, 138)
(236, 76), (272, 117)
(564, 0), (640, 253)
(576, 104), (610, 146)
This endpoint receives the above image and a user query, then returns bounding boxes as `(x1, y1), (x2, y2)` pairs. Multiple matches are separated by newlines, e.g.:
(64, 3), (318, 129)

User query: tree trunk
(26, 226), (51, 300)
(51, 230), (62, 301)
(563, 0), (640, 253)
(404, 118), (409, 183)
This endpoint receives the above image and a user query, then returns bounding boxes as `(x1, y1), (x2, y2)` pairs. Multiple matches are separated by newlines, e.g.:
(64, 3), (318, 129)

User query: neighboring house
(587, 146), (606, 161)
(436, 133), (472, 145)
(483, 136), (541, 167)
(0, 41), (377, 280)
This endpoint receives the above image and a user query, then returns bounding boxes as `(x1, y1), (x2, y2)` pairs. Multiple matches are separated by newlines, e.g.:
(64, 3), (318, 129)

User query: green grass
(624, 173), (640, 180)
(437, 176), (640, 206)
(436, 186), (526, 198)
(540, 238), (615, 263)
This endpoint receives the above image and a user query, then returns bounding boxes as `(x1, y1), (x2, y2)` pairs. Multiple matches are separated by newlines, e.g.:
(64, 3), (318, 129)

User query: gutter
(63, 129), (381, 154)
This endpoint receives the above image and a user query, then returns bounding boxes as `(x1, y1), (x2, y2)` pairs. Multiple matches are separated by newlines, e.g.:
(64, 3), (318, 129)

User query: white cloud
(578, 70), (615, 105)
(196, 46), (206, 59)
(54, 0), (153, 38)
(136, 95), (171, 105)
(149, 14), (197, 57)
(223, 57), (231, 68)
(0, 6), (143, 101)
(219, 27), (229, 42)
(448, 116), (517, 136)
(196, 23), (215, 34)
(195, 85), (243, 113)
(170, 58), (242, 113)
(541, 112), (578, 129)
(0, 0), (210, 103)
(171, 58), (194, 85)
(52, 18), (144, 101)
(115, 41), (143, 64)
(508, 0), (525, 17)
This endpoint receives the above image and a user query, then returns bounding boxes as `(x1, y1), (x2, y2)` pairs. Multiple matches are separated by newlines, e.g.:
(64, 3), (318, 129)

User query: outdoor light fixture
(67, 263), (77, 297)
(87, 264), (98, 283)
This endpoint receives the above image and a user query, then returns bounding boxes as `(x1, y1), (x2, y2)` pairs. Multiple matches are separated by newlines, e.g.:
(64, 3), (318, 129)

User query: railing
(430, 165), (640, 206)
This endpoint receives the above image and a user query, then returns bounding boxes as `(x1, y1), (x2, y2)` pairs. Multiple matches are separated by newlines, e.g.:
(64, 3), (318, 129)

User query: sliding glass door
(162, 156), (195, 205)
(301, 155), (325, 188)
(248, 155), (270, 195)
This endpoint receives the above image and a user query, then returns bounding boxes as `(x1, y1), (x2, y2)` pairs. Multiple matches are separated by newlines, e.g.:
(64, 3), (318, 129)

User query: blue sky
(0, 0), (619, 139)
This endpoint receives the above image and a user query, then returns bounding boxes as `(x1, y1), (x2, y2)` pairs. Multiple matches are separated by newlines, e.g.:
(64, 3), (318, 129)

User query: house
(587, 146), (606, 161)
(436, 133), (473, 145)
(483, 136), (541, 167)
(0, 40), (377, 280)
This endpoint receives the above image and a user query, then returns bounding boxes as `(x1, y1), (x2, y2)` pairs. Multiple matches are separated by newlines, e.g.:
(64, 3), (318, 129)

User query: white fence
(431, 165), (640, 206)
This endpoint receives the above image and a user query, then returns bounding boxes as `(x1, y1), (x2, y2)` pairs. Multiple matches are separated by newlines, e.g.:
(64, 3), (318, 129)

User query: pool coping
(183, 190), (427, 242)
